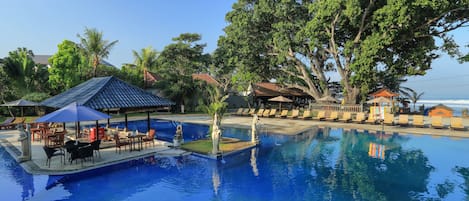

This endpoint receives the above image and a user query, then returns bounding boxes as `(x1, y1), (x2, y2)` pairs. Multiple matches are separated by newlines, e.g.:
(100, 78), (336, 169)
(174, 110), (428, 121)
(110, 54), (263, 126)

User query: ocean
(415, 99), (469, 116)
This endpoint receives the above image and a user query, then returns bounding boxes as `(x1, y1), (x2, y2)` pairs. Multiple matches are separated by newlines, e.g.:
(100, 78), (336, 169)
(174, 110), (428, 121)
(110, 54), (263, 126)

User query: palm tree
(1, 47), (35, 93)
(132, 46), (158, 88)
(400, 87), (424, 112)
(77, 27), (118, 77)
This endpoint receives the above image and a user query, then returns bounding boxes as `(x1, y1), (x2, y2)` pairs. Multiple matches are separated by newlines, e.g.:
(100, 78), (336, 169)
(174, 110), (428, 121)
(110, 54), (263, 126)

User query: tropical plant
(219, 0), (469, 103)
(400, 87), (424, 112)
(48, 40), (88, 94)
(200, 84), (229, 155)
(77, 27), (118, 77)
(1, 48), (37, 94)
(132, 46), (158, 88)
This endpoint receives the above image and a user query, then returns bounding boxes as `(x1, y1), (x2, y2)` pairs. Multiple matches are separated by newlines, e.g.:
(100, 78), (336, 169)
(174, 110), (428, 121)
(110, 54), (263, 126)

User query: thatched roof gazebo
(41, 76), (174, 130)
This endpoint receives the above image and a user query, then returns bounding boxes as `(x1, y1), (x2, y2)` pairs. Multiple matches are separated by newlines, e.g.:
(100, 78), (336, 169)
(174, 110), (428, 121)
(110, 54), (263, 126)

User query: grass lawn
(181, 138), (255, 154)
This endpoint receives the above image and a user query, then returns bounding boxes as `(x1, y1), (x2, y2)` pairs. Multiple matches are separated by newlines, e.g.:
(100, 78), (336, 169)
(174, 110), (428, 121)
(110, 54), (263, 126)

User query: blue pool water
(89, 119), (210, 142)
(2, 120), (469, 201)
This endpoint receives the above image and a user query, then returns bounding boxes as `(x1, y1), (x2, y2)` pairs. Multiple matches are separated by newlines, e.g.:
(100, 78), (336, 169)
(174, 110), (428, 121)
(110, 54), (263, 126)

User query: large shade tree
(77, 27), (118, 77)
(155, 33), (211, 111)
(220, 0), (469, 103)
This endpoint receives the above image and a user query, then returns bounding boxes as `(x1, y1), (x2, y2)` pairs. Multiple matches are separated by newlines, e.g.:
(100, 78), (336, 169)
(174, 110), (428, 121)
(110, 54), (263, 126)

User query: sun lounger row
(233, 108), (468, 131)
(0, 117), (25, 130)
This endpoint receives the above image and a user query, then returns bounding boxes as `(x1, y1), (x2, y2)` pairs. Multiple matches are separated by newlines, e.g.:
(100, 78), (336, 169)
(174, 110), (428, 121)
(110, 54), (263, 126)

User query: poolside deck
(159, 113), (469, 137)
(0, 128), (189, 175)
(0, 113), (467, 175)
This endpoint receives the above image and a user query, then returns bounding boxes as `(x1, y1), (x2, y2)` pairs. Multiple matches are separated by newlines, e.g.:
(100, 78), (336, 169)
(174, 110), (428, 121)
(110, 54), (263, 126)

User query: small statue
(17, 124), (32, 162)
(251, 114), (260, 144)
(173, 124), (184, 147)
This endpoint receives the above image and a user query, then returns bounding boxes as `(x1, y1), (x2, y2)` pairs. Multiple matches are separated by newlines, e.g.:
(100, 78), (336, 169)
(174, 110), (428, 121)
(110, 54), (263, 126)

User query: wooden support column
(147, 111), (151, 132)
(125, 113), (128, 131)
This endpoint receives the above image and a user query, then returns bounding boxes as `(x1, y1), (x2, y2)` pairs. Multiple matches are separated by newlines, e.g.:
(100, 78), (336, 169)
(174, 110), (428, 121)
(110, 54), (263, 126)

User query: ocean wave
(416, 100), (469, 108)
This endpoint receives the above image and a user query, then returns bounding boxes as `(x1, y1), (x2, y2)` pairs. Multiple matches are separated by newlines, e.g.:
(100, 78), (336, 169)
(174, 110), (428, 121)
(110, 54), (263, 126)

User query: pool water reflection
(2, 121), (469, 200)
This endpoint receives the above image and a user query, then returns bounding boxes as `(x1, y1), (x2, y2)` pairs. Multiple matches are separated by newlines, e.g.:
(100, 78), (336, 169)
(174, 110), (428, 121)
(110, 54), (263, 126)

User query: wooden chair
(276, 110), (289, 118)
(313, 111), (326, 121)
(143, 129), (156, 148)
(114, 134), (130, 153)
(338, 112), (352, 123)
(262, 109), (271, 117)
(298, 110), (312, 120)
(326, 111), (339, 121)
(352, 112), (366, 124)
(398, 114), (409, 126)
(267, 109), (277, 117)
(412, 115), (425, 128)
(431, 116), (445, 129)
(287, 109), (299, 119)
(450, 117), (465, 131)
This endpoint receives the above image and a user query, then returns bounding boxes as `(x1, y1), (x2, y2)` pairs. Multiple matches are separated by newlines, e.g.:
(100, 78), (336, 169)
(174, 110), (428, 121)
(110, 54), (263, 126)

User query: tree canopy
(154, 33), (211, 111)
(48, 40), (89, 94)
(77, 27), (118, 77)
(219, 0), (469, 103)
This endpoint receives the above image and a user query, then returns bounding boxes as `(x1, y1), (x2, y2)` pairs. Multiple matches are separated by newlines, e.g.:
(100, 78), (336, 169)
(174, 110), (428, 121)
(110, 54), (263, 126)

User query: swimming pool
(2, 121), (469, 201)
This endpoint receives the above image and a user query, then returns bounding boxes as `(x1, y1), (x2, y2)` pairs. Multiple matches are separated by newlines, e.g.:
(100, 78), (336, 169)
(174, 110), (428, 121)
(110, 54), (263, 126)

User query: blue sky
(0, 0), (468, 99)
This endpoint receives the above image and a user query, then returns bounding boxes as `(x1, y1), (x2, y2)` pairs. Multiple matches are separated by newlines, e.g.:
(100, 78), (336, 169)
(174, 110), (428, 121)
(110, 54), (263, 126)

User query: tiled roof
(41, 76), (174, 109)
(144, 71), (162, 86)
(370, 88), (399, 97)
(192, 73), (219, 85)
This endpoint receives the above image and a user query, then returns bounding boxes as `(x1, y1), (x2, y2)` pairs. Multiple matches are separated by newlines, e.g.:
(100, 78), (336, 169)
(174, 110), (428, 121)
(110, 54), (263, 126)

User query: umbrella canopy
(317, 95), (338, 103)
(1, 99), (40, 106)
(36, 102), (110, 123)
(366, 97), (392, 104)
(268, 96), (293, 102)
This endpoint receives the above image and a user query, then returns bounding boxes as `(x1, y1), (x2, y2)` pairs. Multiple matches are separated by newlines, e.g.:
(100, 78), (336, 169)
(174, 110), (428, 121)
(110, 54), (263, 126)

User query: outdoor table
(127, 134), (146, 151)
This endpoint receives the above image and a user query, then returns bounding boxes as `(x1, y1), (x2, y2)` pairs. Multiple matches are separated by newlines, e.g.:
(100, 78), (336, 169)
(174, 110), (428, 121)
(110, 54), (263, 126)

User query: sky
(0, 0), (468, 100)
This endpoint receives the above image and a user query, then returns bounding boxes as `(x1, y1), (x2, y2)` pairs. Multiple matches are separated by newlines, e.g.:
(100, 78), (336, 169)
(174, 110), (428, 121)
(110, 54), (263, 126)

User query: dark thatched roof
(41, 76), (174, 110)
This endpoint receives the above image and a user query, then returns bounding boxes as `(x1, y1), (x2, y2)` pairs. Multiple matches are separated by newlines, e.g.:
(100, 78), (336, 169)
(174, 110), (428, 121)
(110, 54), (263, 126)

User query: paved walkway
(159, 113), (469, 138)
(1, 113), (467, 176)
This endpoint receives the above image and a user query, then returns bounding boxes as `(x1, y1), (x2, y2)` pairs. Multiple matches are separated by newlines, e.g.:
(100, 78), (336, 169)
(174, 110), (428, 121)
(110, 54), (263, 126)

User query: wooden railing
(309, 104), (363, 113)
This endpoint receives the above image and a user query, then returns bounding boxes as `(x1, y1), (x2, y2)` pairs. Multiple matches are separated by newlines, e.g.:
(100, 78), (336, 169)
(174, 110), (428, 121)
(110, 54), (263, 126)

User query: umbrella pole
(96, 120), (99, 141)
(76, 122), (80, 140)
(107, 109), (110, 128)
(21, 107), (24, 117)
